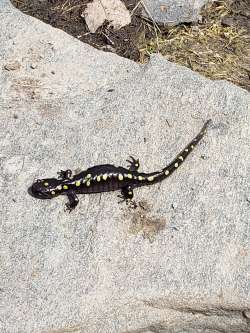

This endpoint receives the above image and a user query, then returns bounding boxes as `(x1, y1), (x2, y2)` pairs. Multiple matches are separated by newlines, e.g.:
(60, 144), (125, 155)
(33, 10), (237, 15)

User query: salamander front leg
(57, 169), (73, 180)
(65, 190), (79, 212)
(126, 156), (140, 171)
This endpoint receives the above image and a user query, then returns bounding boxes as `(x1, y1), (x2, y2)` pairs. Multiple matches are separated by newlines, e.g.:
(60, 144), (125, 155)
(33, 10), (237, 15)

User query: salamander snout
(29, 178), (59, 199)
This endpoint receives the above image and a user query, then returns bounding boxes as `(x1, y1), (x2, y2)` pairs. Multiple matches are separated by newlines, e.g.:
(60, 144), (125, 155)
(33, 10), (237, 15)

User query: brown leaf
(82, 0), (131, 33)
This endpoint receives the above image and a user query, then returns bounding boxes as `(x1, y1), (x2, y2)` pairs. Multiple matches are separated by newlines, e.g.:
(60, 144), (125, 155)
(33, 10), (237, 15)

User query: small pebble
(171, 203), (178, 209)
(201, 154), (208, 160)
(243, 310), (250, 319)
(4, 61), (21, 71)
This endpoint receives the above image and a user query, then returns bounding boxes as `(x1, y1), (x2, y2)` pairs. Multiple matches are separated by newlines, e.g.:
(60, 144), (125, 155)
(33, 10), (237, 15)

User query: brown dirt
(122, 200), (167, 242)
(10, 0), (250, 91)
(11, 0), (150, 61)
(140, 0), (250, 91)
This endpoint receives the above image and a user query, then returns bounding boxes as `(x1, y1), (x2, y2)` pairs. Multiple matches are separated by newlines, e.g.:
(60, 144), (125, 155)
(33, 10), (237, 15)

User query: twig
(130, 0), (142, 17)
(102, 32), (115, 46)
(139, 0), (161, 52)
(140, 0), (161, 34)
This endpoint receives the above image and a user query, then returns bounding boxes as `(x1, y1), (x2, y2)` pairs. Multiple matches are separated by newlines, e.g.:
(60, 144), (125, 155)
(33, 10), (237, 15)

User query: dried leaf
(82, 0), (131, 33)
(4, 61), (21, 71)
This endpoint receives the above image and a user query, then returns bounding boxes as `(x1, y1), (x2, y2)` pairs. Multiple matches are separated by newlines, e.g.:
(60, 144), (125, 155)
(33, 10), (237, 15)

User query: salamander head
(29, 178), (62, 199)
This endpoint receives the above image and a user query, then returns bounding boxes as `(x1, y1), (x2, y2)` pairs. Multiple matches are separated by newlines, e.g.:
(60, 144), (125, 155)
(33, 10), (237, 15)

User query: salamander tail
(161, 119), (211, 178)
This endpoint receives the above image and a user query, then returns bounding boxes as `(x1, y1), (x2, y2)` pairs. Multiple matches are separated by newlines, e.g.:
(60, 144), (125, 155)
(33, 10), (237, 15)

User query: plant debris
(140, 0), (250, 91)
(10, 0), (250, 91)
(82, 0), (131, 33)
(11, 0), (146, 61)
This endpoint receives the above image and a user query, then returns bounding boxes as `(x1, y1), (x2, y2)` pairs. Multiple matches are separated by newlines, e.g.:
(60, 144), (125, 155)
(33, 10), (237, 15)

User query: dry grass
(51, 0), (83, 15)
(11, 0), (250, 90)
(139, 0), (250, 90)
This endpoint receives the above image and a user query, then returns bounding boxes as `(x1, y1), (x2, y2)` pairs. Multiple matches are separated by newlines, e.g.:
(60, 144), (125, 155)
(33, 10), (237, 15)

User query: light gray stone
(142, 0), (209, 25)
(0, 1), (249, 333)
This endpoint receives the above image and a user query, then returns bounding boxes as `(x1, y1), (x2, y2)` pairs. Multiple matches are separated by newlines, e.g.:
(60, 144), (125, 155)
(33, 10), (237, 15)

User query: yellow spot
(138, 175), (144, 181)
(165, 170), (170, 176)
(86, 180), (91, 187)
(63, 185), (68, 190)
(57, 185), (62, 190)
(96, 175), (101, 182)
(191, 145), (194, 149)
(128, 191), (133, 195)
(174, 163), (179, 168)
(86, 173), (91, 179)
(147, 176), (154, 182)
(102, 174), (108, 181)
(178, 156), (184, 161)
(127, 173), (133, 179)
(51, 191), (56, 195)
(118, 174), (124, 181)
(44, 182), (49, 186)
(185, 148), (189, 152)
(75, 181), (81, 187)
(135, 163), (139, 167)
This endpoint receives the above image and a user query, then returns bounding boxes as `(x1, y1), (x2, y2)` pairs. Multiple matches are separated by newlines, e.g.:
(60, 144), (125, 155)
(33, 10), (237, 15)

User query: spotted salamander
(30, 120), (211, 211)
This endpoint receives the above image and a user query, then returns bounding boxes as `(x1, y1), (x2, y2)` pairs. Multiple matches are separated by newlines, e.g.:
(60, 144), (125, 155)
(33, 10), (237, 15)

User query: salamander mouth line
(28, 186), (50, 199)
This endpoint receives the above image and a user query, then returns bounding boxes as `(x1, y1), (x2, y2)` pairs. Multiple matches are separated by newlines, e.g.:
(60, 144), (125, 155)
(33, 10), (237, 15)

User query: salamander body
(30, 120), (211, 211)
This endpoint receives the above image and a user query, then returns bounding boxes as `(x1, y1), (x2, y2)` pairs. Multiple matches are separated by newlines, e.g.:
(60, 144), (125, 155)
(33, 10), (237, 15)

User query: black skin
(126, 156), (140, 172)
(29, 120), (211, 212)
(57, 169), (72, 180)
(65, 156), (139, 210)
(66, 190), (79, 211)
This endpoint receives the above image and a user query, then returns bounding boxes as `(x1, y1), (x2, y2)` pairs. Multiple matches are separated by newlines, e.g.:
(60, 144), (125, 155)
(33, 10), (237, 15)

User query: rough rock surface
(0, 1), (250, 333)
(142, 0), (209, 25)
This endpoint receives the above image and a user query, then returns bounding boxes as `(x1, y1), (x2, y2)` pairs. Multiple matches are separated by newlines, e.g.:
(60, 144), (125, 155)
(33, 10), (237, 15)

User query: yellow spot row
(50, 172), (162, 191)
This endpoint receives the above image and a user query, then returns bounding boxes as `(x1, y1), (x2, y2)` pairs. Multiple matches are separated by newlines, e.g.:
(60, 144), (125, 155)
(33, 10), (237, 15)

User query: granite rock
(0, 1), (249, 333)
(142, 0), (209, 25)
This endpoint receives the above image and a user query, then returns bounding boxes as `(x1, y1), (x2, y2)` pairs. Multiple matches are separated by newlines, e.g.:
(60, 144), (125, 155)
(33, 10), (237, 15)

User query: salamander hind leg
(119, 186), (138, 209)
(118, 186), (134, 203)
(126, 156), (140, 171)
(122, 186), (134, 200)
